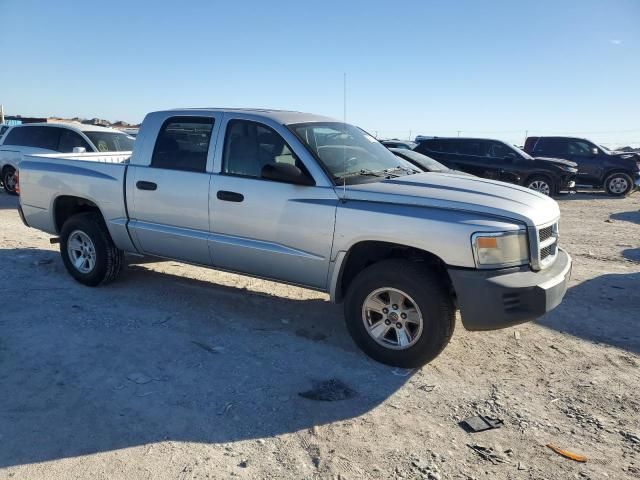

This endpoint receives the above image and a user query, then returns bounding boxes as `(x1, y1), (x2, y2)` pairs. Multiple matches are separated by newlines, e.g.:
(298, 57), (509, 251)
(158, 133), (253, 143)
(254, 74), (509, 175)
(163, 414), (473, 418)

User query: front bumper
(448, 248), (572, 331)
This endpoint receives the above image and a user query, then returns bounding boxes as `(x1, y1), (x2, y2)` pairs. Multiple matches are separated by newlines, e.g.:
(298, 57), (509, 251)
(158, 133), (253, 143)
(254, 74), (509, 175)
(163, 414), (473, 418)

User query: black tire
(60, 212), (124, 286)
(2, 167), (18, 196)
(344, 259), (455, 368)
(525, 175), (554, 197)
(604, 172), (633, 197)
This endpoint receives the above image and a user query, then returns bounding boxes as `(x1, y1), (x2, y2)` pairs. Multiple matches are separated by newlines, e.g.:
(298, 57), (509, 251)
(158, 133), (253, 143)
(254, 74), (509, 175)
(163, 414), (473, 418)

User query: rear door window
(534, 138), (568, 155)
(3, 126), (60, 150)
(150, 117), (214, 172)
(456, 140), (485, 157)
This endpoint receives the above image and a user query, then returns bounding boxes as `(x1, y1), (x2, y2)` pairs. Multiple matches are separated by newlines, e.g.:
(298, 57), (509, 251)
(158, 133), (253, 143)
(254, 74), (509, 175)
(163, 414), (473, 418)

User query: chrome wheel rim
(67, 230), (97, 274)
(362, 287), (423, 350)
(528, 180), (551, 196)
(4, 171), (16, 191)
(609, 177), (628, 194)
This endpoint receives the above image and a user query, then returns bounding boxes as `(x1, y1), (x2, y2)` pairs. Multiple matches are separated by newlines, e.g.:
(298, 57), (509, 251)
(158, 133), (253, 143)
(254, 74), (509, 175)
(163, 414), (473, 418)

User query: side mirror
(591, 147), (599, 156)
(72, 147), (87, 153)
(261, 162), (315, 186)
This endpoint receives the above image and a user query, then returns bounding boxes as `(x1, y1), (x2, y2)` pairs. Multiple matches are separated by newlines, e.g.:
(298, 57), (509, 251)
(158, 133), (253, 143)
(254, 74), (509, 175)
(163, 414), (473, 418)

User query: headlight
(472, 231), (529, 268)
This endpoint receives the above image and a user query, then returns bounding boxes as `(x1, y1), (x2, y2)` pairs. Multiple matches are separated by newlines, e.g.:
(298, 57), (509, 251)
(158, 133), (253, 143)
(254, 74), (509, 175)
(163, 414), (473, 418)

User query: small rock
(517, 461), (526, 470)
(238, 459), (249, 468)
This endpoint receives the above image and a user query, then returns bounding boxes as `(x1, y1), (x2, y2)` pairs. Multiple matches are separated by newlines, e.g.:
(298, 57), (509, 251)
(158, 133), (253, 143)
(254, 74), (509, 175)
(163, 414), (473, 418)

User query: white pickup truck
(0, 122), (134, 194)
(17, 108), (572, 367)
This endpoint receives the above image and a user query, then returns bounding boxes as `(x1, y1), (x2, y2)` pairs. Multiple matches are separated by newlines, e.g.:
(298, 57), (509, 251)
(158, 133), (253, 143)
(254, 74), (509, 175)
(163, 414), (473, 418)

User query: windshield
(84, 131), (135, 152)
(596, 143), (611, 153)
(289, 122), (418, 183)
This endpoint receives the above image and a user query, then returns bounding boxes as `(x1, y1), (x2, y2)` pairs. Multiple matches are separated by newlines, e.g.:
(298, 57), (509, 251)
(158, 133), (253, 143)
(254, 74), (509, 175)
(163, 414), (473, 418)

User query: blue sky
(1, 0), (639, 146)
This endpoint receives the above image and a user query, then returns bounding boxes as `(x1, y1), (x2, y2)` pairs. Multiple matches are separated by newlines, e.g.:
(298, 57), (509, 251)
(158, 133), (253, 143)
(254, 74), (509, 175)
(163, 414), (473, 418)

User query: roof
(167, 108), (339, 125)
(10, 122), (127, 134)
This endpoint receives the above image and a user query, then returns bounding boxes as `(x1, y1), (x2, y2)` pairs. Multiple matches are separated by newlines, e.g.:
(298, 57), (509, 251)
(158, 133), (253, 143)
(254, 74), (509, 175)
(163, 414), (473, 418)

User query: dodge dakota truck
(17, 109), (572, 367)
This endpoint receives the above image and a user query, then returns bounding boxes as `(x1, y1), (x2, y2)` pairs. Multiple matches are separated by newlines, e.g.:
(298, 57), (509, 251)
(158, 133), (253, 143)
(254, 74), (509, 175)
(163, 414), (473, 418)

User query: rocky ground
(0, 190), (639, 480)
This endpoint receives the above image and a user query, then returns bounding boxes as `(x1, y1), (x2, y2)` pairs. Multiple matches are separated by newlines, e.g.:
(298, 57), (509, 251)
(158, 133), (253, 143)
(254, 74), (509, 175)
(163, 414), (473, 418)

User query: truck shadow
(0, 248), (413, 468)
(537, 271), (640, 356)
(0, 191), (19, 209)
(610, 210), (640, 225)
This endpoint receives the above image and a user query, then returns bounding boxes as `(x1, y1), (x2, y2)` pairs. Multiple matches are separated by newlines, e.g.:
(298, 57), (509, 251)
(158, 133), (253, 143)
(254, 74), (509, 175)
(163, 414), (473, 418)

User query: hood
(610, 151), (639, 160)
(533, 156), (578, 168)
(343, 172), (560, 228)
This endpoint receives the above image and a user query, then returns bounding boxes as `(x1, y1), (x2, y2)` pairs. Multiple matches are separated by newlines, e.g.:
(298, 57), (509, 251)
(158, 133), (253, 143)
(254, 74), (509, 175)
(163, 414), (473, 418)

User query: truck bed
(18, 152), (135, 252)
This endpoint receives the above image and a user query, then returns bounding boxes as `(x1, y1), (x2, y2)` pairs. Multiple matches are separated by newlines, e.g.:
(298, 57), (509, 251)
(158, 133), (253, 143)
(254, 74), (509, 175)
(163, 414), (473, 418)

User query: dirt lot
(0, 190), (639, 480)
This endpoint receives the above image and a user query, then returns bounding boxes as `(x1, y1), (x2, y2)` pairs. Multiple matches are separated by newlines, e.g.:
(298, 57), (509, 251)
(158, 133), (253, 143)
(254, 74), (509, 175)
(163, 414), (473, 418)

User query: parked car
(414, 137), (578, 196)
(524, 136), (640, 196)
(389, 148), (464, 174)
(381, 139), (417, 150)
(17, 108), (571, 367)
(0, 123), (134, 195)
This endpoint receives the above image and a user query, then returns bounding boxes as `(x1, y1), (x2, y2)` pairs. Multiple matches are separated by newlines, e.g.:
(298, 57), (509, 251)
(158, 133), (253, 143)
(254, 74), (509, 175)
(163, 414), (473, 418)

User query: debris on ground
(466, 444), (510, 465)
(417, 384), (437, 393)
(546, 443), (588, 462)
(460, 415), (504, 433)
(298, 379), (357, 401)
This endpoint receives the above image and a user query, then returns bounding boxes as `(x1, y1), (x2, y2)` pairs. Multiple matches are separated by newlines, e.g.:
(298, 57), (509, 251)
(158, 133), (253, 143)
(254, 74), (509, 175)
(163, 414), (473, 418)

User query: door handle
(217, 190), (244, 202)
(136, 181), (157, 191)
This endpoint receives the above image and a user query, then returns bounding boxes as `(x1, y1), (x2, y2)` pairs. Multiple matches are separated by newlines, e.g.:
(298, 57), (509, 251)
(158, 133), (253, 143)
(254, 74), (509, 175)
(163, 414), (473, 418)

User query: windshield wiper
(334, 169), (400, 180)
(386, 165), (420, 175)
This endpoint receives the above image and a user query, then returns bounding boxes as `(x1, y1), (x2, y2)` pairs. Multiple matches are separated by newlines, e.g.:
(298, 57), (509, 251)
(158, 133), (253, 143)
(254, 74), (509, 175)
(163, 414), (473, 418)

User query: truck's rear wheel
(60, 212), (124, 286)
(344, 259), (455, 368)
(2, 167), (18, 195)
(604, 172), (633, 196)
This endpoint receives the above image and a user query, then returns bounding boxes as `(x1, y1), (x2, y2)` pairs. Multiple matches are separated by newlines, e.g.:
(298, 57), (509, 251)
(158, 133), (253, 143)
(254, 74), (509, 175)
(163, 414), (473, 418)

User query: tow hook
(50, 237), (60, 244)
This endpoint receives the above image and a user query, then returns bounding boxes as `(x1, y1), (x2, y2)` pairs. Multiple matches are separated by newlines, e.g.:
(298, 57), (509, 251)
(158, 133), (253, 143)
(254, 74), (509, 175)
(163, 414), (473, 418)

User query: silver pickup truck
(17, 108), (572, 367)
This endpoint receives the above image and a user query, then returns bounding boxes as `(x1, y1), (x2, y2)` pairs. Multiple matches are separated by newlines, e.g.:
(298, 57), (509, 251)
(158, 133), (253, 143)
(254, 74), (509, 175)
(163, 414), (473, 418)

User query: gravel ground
(0, 190), (639, 480)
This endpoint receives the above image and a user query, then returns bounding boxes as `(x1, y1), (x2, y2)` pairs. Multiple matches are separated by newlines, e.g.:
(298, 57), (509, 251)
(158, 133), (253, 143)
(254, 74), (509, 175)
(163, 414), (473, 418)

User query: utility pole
(457, 130), (461, 137)
(0, 105), (4, 124)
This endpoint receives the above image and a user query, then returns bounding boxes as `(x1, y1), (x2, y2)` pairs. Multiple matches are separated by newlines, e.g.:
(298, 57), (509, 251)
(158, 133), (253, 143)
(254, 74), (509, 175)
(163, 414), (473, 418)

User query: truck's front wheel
(60, 212), (124, 286)
(344, 259), (455, 368)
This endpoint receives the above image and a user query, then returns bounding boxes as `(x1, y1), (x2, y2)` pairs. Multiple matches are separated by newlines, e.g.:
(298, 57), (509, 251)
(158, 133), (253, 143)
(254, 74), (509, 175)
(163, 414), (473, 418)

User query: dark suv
(414, 137), (577, 196)
(524, 136), (640, 196)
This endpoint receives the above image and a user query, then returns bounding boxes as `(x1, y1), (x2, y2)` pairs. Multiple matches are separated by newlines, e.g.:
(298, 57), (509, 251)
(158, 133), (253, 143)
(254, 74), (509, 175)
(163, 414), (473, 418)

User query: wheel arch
(523, 171), (555, 188)
(330, 240), (453, 303)
(53, 195), (105, 233)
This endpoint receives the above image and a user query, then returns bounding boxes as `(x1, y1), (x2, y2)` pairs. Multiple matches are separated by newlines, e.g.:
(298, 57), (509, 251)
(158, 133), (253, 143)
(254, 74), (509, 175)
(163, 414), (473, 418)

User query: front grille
(540, 246), (551, 260)
(535, 223), (558, 269)
(539, 226), (553, 243)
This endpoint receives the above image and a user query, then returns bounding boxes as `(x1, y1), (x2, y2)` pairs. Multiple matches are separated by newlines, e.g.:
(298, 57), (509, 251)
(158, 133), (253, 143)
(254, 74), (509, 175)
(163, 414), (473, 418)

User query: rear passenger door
(127, 115), (220, 265)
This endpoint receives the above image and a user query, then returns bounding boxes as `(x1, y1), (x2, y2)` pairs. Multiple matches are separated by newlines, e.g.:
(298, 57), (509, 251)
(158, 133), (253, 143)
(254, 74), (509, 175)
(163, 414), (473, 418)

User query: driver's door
(209, 118), (338, 289)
